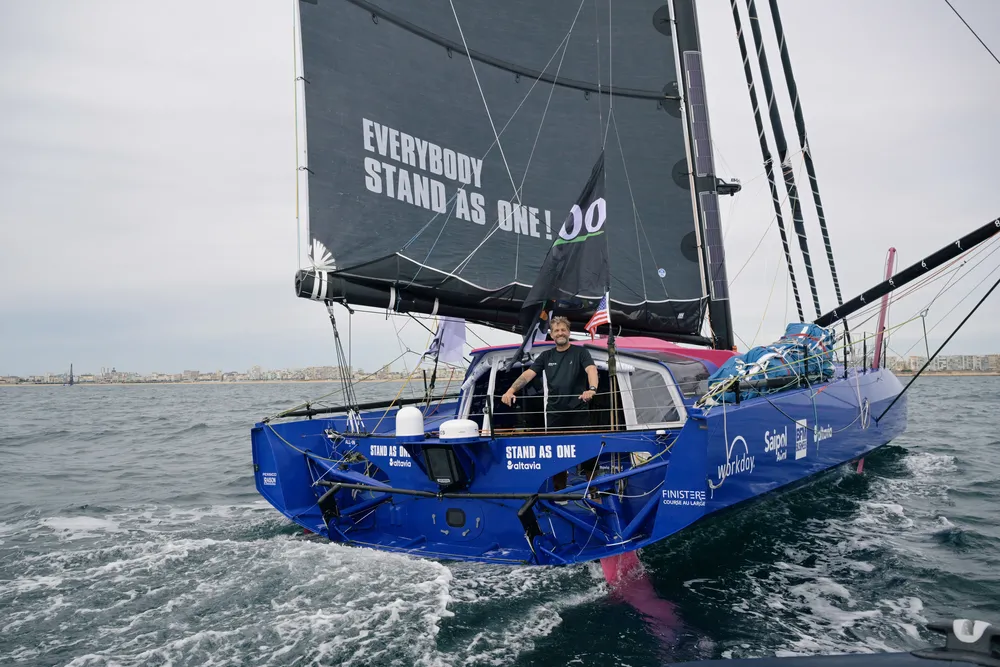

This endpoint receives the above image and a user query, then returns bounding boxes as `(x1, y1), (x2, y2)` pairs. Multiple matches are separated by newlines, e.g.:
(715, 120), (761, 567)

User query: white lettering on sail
(497, 201), (549, 237)
(363, 157), (446, 214)
(360, 118), (550, 237)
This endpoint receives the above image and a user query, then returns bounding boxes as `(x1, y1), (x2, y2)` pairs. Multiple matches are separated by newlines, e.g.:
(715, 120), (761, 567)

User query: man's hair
(549, 316), (571, 331)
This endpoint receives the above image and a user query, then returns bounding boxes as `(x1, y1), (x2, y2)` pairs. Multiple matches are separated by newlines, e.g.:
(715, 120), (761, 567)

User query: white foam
(39, 516), (123, 540)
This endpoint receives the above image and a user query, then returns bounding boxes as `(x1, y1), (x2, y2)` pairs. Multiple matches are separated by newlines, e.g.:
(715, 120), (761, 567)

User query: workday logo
(715, 435), (755, 484)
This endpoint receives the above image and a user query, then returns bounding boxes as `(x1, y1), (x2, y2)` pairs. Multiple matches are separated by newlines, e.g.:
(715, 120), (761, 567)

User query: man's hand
(580, 389), (596, 402)
(501, 391), (517, 406)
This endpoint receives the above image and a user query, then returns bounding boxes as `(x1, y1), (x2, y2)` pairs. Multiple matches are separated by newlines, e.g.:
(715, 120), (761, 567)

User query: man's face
(550, 323), (571, 344)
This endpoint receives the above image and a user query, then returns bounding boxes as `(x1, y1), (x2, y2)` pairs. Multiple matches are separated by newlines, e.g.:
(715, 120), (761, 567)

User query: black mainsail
(294, 0), (734, 348)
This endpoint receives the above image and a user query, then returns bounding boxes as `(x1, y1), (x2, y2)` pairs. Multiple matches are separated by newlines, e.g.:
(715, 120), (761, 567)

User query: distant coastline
(3, 371), (997, 387)
(0, 378), (407, 387)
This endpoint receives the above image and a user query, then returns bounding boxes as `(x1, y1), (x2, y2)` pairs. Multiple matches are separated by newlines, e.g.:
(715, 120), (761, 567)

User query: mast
(729, 0), (804, 322)
(671, 0), (735, 350)
(744, 0), (822, 319)
(766, 0), (845, 313)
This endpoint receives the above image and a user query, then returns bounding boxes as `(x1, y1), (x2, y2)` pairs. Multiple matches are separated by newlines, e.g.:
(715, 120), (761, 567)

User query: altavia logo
(795, 419), (808, 460)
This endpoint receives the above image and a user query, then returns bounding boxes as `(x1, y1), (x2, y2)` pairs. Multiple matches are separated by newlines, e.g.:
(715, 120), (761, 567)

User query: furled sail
(294, 0), (730, 345)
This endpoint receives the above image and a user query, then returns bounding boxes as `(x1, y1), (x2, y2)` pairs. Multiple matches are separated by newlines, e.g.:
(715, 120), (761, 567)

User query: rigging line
(609, 110), (647, 301)
(345, 0), (668, 101)
(512, 0), (587, 282)
(913, 235), (1000, 316)
(849, 236), (1000, 340)
(943, 0), (1000, 66)
(730, 0), (804, 321)
(845, 251), (981, 330)
(766, 0), (846, 312)
(513, 3), (584, 200)
(893, 249), (1000, 357)
(416, 26), (580, 270)
(448, 1), (520, 203)
(751, 248), (786, 348)
(728, 156), (803, 284)
(609, 111), (686, 326)
(877, 273), (1000, 423)
(905, 258), (1000, 353)
(406, 192), (460, 286)
(266, 349), (416, 421)
(745, 0), (821, 319)
(350, 305), (490, 348)
(594, 0), (603, 143)
(603, 0), (613, 148)
(429, 24), (577, 251)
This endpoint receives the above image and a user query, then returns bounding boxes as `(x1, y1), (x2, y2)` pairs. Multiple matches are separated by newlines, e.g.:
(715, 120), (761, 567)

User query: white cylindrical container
(395, 405), (425, 442)
(438, 418), (481, 443)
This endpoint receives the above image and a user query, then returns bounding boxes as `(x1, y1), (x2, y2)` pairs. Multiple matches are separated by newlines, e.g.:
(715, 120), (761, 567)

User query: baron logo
(262, 472), (277, 486)
(764, 426), (788, 461)
(795, 419), (808, 460)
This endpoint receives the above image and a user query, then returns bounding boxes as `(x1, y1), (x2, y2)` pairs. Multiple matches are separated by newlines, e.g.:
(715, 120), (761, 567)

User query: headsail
(294, 0), (731, 346)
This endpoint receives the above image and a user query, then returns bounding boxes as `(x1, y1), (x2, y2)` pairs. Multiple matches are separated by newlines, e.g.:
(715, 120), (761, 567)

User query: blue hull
(251, 368), (906, 566)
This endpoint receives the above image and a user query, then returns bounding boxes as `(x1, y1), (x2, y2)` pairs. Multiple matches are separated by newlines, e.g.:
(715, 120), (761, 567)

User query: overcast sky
(1, 0), (998, 376)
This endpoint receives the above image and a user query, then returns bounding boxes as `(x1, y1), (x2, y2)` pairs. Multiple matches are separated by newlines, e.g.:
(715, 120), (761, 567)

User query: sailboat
(252, 0), (1000, 568)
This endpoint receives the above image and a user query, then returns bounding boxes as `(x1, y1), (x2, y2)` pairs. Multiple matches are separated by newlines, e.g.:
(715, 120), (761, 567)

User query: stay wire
(877, 272), (1000, 423)
(943, 0), (1000, 66)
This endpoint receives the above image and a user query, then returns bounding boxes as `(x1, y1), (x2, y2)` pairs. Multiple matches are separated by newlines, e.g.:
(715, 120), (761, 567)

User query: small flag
(423, 317), (466, 364)
(585, 292), (611, 339)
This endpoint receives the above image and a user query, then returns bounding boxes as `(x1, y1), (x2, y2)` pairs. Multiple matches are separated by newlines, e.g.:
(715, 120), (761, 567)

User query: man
(501, 316), (599, 431)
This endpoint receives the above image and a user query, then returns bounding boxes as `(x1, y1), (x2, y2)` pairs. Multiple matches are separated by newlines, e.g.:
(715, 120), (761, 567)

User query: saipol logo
(795, 419), (808, 460)
(764, 427), (788, 461)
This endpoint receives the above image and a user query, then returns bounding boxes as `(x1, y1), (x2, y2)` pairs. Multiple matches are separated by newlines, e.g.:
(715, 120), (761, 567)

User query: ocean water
(0, 377), (997, 666)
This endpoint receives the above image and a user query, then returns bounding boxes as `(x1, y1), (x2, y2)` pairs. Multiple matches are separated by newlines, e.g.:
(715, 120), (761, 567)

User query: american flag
(584, 292), (611, 338)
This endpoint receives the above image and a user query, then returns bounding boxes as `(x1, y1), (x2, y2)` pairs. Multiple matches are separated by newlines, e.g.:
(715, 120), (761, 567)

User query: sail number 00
(559, 197), (607, 242)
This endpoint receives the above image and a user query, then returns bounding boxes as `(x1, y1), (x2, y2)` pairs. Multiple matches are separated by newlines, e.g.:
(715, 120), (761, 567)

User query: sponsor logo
(389, 458), (412, 468)
(504, 444), (577, 460)
(661, 489), (706, 507)
(507, 460), (542, 471)
(764, 426), (788, 461)
(795, 419), (808, 460)
(262, 472), (277, 486)
(716, 435), (756, 483)
(370, 444), (412, 459)
(814, 425), (833, 443)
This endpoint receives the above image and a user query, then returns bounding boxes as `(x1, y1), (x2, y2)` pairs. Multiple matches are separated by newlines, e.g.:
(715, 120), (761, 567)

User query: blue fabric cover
(707, 323), (837, 402)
